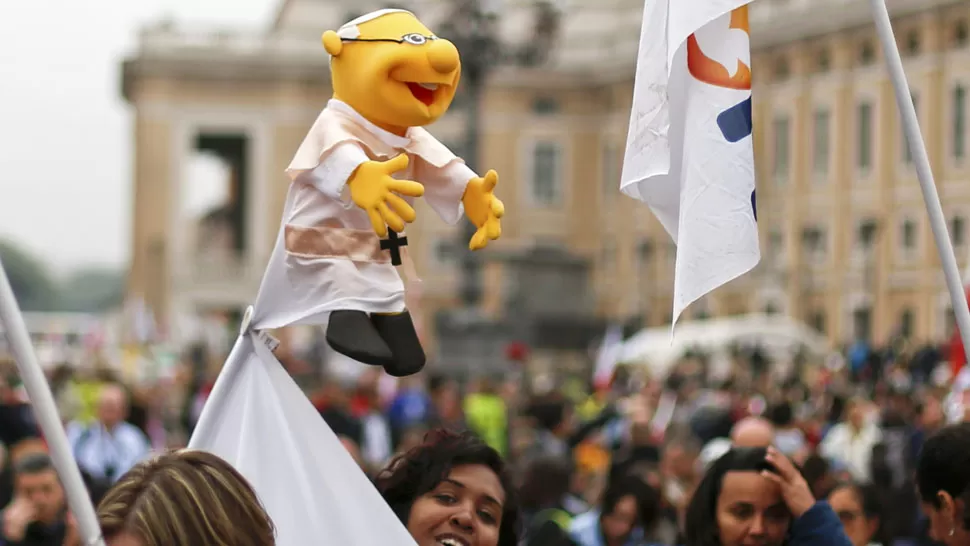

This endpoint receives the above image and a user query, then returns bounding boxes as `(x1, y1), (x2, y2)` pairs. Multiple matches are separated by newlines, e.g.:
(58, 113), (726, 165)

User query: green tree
(0, 241), (59, 311)
(59, 268), (125, 312)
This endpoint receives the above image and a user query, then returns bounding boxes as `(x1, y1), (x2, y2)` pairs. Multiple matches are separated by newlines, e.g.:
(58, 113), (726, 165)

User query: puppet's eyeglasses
(341, 33), (438, 46)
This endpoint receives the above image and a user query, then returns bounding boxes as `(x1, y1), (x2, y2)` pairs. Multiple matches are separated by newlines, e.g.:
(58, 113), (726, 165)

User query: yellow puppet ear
(322, 30), (342, 57)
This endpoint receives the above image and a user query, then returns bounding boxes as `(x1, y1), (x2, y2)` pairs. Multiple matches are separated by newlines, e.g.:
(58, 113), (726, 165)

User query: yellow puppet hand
(462, 169), (505, 250)
(348, 154), (425, 237)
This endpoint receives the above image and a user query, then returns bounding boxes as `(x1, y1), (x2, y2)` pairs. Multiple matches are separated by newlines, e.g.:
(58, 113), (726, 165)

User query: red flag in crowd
(948, 287), (970, 376)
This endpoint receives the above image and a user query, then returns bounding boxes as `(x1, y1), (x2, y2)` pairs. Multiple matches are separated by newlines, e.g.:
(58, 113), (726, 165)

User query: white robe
(252, 99), (475, 330)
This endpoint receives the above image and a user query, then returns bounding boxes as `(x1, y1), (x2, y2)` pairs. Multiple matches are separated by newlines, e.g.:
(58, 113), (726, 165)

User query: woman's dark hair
(828, 395), (846, 423)
(684, 447), (783, 546)
(374, 429), (520, 546)
(528, 400), (568, 432)
(960, 483), (970, 531)
(916, 422), (970, 509)
(869, 443), (893, 490)
(829, 482), (892, 546)
(600, 476), (661, 532)
(428, 374), (453, 396)
(767, 403), (793, 427)
(800, 454), (832, 498)
(518, 457), (572, 514)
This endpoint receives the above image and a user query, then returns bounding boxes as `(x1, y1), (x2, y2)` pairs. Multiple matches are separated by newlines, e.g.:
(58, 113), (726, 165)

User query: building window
(955, 85), (966, 159)
(532, 96), (559, 115)
(857, 101), (873, 170)
(774, 58), (790, 80)
(817, 49), (830, 72)
(813, 109), (830, 175)
(636, 240), (653, 267)
(801, 225), (827, 263)
(601, 237), (617, 270)
(905, 30), (921, 55)
(901, 219), (917, 251)
(860, 41), (875, 65)
(694, 298), (712, 320)
(903, 92), (919, 163)
(666, 241), (677, 266)
(432, 238), (453, 265)
(530, 140), (562, 205)
(946, 306), (957, 337)
(956, 20), (969, 47)
(768, 230), (784, 264)
(773, 115), (790, 181)
(900, 308), (915, 338)
(443, 140), (465, 159)
(853, 307), (873, 341)
(601, 140), (619, 199)
(858, 219), (878, 250)
(809, 311), (826, 334)
(953, 215), (966, 246)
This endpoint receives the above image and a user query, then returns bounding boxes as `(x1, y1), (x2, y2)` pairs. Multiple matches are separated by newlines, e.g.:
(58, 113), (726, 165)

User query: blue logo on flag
(717, 96), (752, 143)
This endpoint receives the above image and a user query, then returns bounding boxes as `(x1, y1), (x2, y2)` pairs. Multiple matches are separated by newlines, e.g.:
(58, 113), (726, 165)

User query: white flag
(189, 334), (417, 546)
(592, 325), (624, 389)
(621, 0), (760, 326)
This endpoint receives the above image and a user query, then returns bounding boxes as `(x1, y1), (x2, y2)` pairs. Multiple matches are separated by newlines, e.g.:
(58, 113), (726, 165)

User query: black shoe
(370, 311), (426, 377)
(326, 310), (393, 366)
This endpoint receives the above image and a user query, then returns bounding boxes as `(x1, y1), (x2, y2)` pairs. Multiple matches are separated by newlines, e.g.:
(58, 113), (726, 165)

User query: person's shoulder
(117, 422), (149, 442)
(790, 500), (853, 544)
(824, 422), (849, 437)
(566, 511), (601, 544)
(567, 510), (598, 531)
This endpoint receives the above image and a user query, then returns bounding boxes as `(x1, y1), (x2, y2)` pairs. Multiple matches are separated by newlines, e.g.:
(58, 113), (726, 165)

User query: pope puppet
(252, 9), (504, 378)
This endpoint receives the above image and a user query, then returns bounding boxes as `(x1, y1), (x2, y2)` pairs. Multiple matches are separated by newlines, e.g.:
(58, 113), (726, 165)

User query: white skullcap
(336, 9), (415, 40)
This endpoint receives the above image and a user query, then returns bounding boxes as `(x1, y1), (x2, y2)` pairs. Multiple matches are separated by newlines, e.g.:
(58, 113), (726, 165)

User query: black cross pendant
(380, 229), (408, 266)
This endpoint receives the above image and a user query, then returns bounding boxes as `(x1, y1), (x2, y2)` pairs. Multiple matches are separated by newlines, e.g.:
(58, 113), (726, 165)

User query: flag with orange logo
(621, 0), (760, 327)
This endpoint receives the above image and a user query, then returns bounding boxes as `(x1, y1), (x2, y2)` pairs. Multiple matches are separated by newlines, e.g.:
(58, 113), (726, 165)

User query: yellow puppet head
(322, 9), (461, 134)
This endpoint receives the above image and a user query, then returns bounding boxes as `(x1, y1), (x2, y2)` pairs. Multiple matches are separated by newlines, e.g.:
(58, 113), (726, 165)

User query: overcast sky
(0, 0), (276, 274)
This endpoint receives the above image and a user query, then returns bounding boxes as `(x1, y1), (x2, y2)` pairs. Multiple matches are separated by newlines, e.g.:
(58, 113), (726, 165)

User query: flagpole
(866, 0), (970, 354)
(0, 258), (104, 546)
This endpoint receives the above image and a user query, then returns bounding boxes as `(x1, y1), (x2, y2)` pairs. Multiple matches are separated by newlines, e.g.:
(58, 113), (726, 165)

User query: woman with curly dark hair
(375, 429), (520, 546)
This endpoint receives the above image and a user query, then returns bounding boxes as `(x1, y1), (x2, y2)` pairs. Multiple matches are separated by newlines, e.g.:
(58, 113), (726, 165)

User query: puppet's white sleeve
(295, 142), (369, 204)
(420, 161), (475, 225)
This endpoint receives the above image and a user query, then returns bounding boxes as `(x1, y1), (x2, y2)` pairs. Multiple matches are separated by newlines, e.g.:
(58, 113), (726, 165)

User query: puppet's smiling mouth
(406, 82), (438, 105)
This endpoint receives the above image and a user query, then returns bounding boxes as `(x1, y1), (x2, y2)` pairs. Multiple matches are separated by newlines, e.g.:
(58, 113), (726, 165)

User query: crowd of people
(0, 340), (968, 546)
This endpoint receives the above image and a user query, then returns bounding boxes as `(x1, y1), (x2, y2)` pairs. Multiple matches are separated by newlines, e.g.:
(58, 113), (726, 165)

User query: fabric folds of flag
(621, 0), (760, 326)
(188, 332), (417, 546)
(592, 325), (624, 391)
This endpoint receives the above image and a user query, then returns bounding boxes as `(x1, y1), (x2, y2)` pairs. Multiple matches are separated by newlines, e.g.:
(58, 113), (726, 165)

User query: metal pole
(455, 3), (490, 309)
(868, 0), (970, 354)
(0, 258), (104, 546)
(460, 66), (484, 308)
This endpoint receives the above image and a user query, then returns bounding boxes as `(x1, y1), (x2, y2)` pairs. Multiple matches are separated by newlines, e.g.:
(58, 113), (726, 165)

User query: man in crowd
(67, 383), (150, 492)
(0, 453), (69, 546)
(731, 416), (776, 447)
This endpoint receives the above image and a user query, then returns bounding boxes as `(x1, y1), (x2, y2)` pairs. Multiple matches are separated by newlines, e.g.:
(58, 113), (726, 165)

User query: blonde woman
(95, 449), (275, 546)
